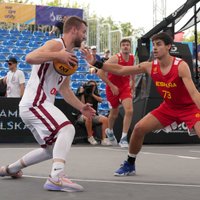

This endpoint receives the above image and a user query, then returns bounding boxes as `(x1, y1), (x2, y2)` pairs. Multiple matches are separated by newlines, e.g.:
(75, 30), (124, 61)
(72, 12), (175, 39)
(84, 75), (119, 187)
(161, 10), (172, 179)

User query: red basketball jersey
(151, 57), (194, 108)
(107, 53), (134, 88)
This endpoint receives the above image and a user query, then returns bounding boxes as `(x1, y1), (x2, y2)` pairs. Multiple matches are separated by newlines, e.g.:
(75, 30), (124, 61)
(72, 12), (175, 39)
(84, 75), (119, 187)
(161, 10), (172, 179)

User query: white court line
(142, 152), (200, 160)
(95, 147), (127, 152)
(23, 174), (200, 188)
(95, 147), (200, 160)
(190, 150), (200, 153)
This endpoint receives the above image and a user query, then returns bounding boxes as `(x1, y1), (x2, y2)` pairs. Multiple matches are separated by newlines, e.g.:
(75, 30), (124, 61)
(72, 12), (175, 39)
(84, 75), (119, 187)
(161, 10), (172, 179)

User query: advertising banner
(0, 3), (36, 24)
(36, 5), (83, 25)
(0, 98), (86, 143)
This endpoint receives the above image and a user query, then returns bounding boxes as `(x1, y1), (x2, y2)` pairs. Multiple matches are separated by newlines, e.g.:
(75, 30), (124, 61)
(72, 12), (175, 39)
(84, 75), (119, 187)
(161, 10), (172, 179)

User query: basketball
(53, 60), (78, 76)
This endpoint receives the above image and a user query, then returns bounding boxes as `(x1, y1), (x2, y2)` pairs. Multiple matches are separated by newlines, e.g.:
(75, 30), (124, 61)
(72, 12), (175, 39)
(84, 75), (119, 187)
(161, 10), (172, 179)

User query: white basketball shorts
(19, 102), (72, 147)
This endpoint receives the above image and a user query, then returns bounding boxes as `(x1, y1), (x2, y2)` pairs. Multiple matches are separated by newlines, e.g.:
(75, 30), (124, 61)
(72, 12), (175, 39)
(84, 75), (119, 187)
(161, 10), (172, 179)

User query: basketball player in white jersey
(0, 16), (95, 192)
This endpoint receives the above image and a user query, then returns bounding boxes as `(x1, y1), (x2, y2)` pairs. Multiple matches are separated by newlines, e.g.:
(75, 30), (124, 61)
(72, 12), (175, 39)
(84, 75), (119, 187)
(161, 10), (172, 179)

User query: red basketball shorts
(151, 102), (200, 129)
(106, 86), (132, 108)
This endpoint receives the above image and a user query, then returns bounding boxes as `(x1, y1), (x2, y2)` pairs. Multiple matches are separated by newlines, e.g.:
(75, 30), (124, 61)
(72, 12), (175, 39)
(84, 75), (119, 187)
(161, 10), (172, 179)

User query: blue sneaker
(114, 161), (135, 176)
(105, 128), (118, 146)
(119, 136), (129, 148)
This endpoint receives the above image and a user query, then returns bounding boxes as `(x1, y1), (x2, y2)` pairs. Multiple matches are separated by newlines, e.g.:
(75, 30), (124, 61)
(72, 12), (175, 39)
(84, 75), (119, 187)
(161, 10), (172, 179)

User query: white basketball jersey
(19, 38), (66, 107)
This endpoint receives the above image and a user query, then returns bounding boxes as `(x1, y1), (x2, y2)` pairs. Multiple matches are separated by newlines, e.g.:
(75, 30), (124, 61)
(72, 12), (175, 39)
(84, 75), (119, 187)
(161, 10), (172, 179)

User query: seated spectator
(3, 57), (25, 97)
(89, 46), (102, 74)
(76, 80), (111, 146)
(49, 16), (68, 37)
(101, 49), (110, 63)
(91, 45), (101, 61)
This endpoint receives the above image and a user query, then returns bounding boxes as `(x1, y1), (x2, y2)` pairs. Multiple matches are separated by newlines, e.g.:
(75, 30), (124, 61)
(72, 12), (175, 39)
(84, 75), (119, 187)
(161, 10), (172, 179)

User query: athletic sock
(8, 147), (53, 174)
(8, 160), (23, 174)
(51, 162), (65, 178)
(121, 132), (127, 140)
(127, 153), (137, 165)
(107, 128), (113, 133)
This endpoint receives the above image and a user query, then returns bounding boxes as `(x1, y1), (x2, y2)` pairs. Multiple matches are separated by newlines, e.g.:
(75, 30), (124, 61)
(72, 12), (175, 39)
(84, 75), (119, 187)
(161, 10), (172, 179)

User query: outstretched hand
(80, 48), (95, 65)
(80, 103), (96, 119)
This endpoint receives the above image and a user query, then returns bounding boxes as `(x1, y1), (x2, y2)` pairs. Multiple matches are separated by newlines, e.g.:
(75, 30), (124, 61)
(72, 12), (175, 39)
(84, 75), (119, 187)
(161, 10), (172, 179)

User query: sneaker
(101, 138), (112, 146)
(119, 136), (129, 148)
(0, 165), (23, 179)
(88, 136), (98, 145)
(105, 129), (118, 146)
(44, 172), (84, 192)
(114, 161), (135, 176)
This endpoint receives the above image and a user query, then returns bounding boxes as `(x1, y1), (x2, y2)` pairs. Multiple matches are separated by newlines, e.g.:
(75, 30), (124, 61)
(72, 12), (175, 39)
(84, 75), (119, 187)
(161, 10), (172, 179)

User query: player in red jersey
(97, 39), (135, 148)
(91, 32), (200, 176)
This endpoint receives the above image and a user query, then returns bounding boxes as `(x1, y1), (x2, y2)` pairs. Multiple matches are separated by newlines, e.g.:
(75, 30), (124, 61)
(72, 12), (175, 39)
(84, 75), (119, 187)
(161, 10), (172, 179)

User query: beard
(74, 37), (82, 48)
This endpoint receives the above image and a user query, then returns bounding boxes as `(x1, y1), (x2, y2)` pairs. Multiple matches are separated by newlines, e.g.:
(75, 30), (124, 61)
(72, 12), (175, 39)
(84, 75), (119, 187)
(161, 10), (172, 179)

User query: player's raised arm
(94, 61), (150, 76)
(26, 40), (77, 66)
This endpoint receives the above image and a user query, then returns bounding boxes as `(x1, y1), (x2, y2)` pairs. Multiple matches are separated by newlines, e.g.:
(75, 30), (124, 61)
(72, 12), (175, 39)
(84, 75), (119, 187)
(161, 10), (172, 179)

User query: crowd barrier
(0, 98), (200, 144)
(0, 98), (90, 143)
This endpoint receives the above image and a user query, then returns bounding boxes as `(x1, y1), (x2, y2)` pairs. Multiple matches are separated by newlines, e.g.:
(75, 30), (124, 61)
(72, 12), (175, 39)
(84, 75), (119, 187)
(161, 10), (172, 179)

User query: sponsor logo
(49, 12), (63, 22)
(195, 113), (200, 118)
(152, 67), (158, 74)
(50, 88), (57, 95)
(0, 109), (28, 130)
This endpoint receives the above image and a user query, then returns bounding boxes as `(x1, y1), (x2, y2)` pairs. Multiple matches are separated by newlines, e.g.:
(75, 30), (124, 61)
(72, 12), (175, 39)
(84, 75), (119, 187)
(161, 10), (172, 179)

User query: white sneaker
(119, 136), (129, 148)
(44, 172), (84, 192)
(105, 128), (118, 146)
(101, 138), (112, 146)
(88, 136), (98, 145)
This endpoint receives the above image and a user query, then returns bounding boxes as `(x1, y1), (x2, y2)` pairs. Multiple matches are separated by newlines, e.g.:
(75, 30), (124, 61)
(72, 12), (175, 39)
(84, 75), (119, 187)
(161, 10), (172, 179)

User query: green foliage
(184, 31), (200, 44)
(91, 15), (144, 37)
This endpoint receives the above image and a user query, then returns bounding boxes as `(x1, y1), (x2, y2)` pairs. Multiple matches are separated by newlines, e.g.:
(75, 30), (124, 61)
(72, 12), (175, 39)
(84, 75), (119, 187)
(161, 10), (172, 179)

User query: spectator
(91, 45), (101, 62)
(89, 46), (101, 74)
(0, 78), (6, 97)
(49, 16), (68, 37)
(4, 57), (25, 97)
(101, 49), (110, 63)
(76, 80), (112, 146)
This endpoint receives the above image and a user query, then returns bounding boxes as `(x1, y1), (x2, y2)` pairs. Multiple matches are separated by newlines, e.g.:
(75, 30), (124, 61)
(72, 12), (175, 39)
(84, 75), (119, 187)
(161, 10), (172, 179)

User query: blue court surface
(0, 144), (200, 200)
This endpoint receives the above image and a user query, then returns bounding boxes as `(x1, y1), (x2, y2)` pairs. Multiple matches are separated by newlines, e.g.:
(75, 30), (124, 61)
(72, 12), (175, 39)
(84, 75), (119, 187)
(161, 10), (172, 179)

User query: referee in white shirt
(4, 57), (25, 97)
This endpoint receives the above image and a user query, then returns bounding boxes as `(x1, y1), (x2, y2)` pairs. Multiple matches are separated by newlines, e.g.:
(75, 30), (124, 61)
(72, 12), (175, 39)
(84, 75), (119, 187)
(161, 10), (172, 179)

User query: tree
(184, 31), (200, 44)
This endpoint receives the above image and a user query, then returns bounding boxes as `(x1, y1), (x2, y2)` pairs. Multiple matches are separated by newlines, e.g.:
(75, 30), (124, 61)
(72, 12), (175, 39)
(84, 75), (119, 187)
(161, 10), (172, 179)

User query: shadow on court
(0, 144), (200, 200)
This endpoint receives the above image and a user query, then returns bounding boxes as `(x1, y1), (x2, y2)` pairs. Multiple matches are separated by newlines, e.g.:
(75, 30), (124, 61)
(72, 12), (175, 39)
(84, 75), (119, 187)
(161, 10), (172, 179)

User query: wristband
(93, 61), (103, 69)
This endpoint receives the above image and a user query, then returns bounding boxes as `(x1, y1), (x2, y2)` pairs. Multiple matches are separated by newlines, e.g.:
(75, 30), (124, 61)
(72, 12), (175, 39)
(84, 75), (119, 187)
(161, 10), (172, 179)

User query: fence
(0, 19), (137, 56)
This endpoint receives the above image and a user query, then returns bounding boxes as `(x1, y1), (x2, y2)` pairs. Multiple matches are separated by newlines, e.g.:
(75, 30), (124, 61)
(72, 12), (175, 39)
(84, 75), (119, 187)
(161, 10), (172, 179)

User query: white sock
(121, 132), (127, 139)
(51, 162), (65, 178)
(128, 152), (137, 158)
(107, 128), (113, 133)
(8, 147), (53, 174)
(8, 160), (22, 174)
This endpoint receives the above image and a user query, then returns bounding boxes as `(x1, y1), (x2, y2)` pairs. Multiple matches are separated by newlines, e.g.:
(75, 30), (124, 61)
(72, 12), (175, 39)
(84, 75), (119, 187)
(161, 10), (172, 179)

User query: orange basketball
(53, 60), (78, 76)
